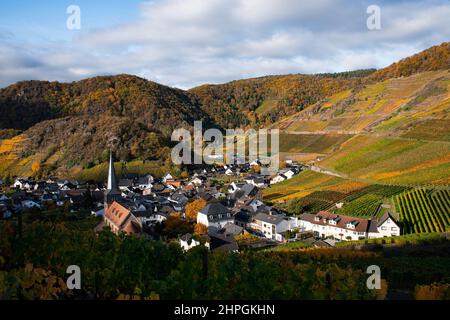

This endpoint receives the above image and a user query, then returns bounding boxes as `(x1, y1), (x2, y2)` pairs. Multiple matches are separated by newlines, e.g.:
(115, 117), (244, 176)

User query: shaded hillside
(0, 75), (214, 175)
(0, 81), (65, 130)
(0, 74), (211, 135)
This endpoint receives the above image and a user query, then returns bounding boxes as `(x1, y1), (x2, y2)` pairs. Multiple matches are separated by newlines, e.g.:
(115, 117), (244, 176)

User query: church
(102, 151), (142, 235)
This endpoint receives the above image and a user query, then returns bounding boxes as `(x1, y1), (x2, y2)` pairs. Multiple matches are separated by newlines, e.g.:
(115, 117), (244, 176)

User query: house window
(391, 227), (397, 231)
(381, 226), (387, 231)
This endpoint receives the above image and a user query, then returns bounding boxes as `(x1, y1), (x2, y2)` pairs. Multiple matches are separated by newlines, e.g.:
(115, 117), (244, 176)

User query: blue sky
(0, 0), (140, 41)
(0, 0), (449, 88)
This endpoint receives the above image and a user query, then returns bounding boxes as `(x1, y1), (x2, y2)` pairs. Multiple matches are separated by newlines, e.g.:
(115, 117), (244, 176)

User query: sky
(0, 0), (449, 89)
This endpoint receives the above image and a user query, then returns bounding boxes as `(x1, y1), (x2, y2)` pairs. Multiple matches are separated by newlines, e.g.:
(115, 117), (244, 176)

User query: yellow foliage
(194, 223), (208, 236)
(170, 212), (182, 219)
(415, 283), (450, 300)
(31, 162), (41, 173)
(185, 199), (207, 222)
(180, 171), (189, 179)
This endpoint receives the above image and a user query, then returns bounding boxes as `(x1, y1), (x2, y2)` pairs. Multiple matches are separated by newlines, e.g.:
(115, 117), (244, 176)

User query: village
(0, 152), (400, 253)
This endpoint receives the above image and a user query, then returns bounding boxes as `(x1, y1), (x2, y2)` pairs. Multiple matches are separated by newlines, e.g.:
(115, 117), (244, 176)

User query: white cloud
(0, 0), (449, 88)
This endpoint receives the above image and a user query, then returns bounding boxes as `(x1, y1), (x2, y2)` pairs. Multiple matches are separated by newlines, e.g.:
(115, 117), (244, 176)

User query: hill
(189, 73), (367, 128)
(274, 43), (450, 186)
(369, 42), (450, 81)
(0, 75), (213, 177)
(0, 42), (449, 180)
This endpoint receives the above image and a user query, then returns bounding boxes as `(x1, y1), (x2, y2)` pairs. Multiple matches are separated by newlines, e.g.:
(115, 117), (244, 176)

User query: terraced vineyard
(394, 188), (450, 234)
(336, 185), (410, 218)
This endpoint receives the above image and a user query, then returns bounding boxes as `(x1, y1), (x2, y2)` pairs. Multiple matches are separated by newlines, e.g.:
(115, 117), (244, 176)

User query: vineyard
(336, 185), (410, 218)
(287, 190), (347, 214)
(394, 188), (450, 234)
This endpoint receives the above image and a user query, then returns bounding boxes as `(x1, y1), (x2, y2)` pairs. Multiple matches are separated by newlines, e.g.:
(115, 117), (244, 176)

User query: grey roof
(367, 220), (379, 233)
(377, 212), (396, 227)
(241, 184), (257, 196)
(118, 179), (134, 187)
(132, 210), (154, 218)
(180, 233), (193, 242)
(234, 208), (253, 223)
(200, 202), (228, 216)
(137, 176), (152, 185)
(218, 223), (243, 236)
(254, 213), (285, 225)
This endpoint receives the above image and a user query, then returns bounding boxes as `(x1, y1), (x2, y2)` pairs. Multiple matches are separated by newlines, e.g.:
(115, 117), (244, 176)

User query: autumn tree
(161, 215), (193, 239)
(31, 162), (41, 174)
(180, 171), (189, 179)
(194, 223), (208, 236)
(185, 199), (207, 222)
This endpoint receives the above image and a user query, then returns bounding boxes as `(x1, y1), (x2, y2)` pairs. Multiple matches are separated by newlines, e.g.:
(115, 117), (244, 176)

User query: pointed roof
(377, 212), (397, 227)
(107, 151), (120, 194)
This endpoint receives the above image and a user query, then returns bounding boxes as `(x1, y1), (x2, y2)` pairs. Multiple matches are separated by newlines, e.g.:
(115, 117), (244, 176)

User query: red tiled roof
(104, 201), (131, 228)
(302, 211), (369, 233)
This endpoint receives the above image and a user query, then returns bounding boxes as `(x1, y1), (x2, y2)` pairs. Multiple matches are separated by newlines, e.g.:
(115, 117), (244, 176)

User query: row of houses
(2, 152), (401, 252)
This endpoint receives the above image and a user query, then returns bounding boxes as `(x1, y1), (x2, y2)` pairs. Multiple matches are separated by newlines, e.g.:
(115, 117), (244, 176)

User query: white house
(270, 174), (287, 185)
(368, 213), (401, 238)
(179, 233), (210, 251)
(252, 213), (298, 242)
(228, 182), (244, 193)
(190, 176), (207, 186)
(245, 176), (267, 188)
(197, 202), (234, 228)
(136, 174), (154, 190)
(13, 178), (27, 190)
(299, 211), (400, 241)
(163, 173), (174, 183)
(225, 168), (234, 176)
(283, 169), (296, 179)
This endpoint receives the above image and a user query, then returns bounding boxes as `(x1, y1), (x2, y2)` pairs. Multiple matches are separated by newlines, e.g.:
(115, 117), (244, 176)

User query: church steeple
(105, 150), (121, 207)
(107, 150), (118, 191)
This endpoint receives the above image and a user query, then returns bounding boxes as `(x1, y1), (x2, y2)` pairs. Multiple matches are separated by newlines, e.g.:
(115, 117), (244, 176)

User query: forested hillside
(0, 42), (449, 179)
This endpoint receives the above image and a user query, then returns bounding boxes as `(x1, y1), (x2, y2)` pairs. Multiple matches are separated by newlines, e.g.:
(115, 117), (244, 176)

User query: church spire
(107, 150), (118, 192)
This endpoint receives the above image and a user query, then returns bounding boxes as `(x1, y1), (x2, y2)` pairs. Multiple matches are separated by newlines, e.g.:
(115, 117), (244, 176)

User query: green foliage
(288, 191), (345, 214)
(394, 188), (450, 234)
(335, 232), (448, 247)
(1, 211), (450, 299)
